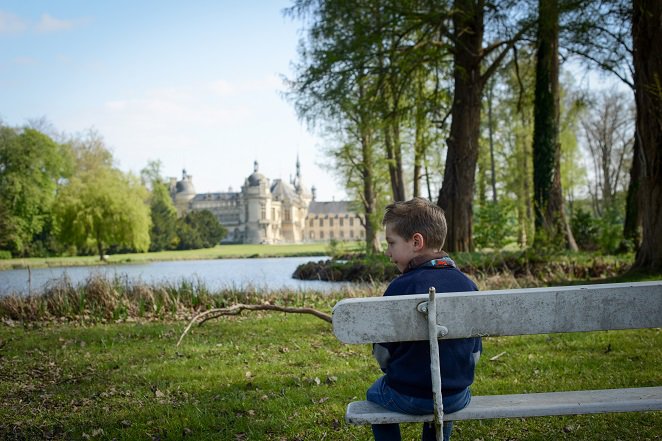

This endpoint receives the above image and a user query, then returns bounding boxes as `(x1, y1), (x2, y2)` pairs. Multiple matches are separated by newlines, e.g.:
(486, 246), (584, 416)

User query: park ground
(0, 246), (660, 440)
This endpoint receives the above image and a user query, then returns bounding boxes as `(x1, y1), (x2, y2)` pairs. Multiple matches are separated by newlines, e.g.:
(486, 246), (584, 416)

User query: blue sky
(0, 1), (345, 200)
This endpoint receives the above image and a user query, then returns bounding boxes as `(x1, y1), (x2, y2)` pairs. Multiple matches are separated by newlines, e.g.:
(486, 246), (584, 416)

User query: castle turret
(173, 169), (196, 216)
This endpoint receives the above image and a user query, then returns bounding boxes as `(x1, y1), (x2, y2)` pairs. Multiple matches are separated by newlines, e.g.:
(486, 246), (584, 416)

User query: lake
(0, 256), (346, 296)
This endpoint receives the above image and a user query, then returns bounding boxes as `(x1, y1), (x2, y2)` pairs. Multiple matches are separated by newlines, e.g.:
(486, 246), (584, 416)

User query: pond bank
(293, 251), (635, 284)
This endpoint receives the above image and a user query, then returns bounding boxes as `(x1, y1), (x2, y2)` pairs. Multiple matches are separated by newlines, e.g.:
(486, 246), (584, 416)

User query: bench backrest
(332, 281), (662, 344)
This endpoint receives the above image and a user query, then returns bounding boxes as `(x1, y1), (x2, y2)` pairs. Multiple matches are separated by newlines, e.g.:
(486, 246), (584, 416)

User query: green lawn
(0, 242), (362, 271)
(1, 309), (660, 440)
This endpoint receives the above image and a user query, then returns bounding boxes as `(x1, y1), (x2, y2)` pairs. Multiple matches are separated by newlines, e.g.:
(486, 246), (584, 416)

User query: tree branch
(176, 304), (332, 346)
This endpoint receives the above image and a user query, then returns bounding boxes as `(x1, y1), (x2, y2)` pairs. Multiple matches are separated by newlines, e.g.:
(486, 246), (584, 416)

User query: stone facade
(305, 201), (365, 242)
(170, 159), (314, 244)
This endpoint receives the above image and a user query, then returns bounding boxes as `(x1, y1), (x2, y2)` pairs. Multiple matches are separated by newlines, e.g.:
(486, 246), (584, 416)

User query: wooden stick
(177, 304), (332, 346)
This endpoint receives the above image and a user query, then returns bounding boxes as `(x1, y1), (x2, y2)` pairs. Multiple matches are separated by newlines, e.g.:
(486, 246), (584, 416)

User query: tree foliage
(141, 160), (179, 252)
(0, 124), (69, 256)
(54, 134), (151, 259)
(176, 210), (227, 250)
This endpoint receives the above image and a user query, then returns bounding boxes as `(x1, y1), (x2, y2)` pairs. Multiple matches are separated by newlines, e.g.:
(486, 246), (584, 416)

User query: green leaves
(54, 136), (151, 259)
(0, 125), (68, 256)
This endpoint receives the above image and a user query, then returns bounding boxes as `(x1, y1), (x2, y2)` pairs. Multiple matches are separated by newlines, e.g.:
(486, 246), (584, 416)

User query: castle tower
(241, 161), (273, 244)
(172, 169), (196, 216)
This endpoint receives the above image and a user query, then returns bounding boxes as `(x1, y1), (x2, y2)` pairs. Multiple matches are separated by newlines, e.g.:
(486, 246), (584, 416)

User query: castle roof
(270, 179), (299, 202)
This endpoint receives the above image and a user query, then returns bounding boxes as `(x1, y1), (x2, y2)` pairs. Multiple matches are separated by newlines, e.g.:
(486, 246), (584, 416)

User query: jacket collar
(405, 251), (451, 273)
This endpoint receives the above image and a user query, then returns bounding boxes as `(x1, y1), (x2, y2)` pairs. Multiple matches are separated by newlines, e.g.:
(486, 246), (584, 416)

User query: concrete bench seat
(346, 386), (662, 424)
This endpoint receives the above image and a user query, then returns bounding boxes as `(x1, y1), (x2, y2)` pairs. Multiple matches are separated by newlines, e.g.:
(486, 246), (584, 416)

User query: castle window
(330, 231), (334, 239)
(271, 207), (276, 221)
(339, 218), (344, 227)
(319, 219), (323, 227)
(320, 231), (324, 239)
(340, 231), (344, 239)
(349, 217), (354, 227)
(329, 218), (334, 227)
(261, 205), (266, 220)
(309, 219), (314, 227)
(310, 231), (315, 239)
(350, 230), (354, 239)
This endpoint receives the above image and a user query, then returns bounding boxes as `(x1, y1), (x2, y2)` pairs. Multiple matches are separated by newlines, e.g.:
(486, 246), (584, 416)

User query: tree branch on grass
(176, 304), (332, 346)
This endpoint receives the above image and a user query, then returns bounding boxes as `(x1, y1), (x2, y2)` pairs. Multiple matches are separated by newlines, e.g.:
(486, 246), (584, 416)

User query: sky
(0, 1), (346, 200)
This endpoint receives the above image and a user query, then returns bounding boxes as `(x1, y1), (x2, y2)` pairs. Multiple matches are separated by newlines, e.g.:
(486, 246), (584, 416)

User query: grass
(0, 260), (660, 439)
(0, 242), (362, 271)
(0, 311), (660, 440)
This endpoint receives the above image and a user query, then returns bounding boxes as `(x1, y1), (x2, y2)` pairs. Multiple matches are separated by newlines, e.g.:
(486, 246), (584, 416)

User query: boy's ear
(412, 232), (425, 250)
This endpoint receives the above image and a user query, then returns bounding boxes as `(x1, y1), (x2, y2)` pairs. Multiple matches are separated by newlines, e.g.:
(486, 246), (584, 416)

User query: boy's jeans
(366, 376), (471, 441)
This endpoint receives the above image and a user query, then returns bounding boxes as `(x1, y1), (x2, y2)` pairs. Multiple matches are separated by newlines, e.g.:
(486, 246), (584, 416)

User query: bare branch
(177, 304), (332, 346)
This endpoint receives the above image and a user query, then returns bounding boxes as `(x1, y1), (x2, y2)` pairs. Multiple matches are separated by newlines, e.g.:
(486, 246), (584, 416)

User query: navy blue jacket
(374, 261), (481, 398)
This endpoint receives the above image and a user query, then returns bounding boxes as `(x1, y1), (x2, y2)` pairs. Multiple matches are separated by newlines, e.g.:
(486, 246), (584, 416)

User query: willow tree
(55, 134), (151, 259)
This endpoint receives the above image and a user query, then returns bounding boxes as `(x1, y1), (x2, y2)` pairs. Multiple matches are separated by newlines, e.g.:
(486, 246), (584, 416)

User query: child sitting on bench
(367, 197), (482, 441)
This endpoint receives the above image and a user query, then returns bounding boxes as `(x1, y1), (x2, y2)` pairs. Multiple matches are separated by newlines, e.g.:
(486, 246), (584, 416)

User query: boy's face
(385, 224), (417, 273)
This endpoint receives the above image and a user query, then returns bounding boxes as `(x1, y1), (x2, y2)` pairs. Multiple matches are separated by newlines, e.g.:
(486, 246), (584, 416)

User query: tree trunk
(622, 133), (641, 249)
(632, 0), (662, 271)
(437, 0), (484, 252)
(413, 76), (427, 199)
(362, 127), (382, 254)
(487, 80), (498, 203)
(384, 118), (406, 202)
(532, 0), (577, 250)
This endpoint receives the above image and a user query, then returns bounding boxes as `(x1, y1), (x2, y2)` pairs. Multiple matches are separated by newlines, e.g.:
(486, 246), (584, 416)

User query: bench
(331, 281), (662, 440)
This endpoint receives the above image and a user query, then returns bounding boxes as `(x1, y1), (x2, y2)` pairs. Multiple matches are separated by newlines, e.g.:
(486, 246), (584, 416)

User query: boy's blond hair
(382, 197), (447, 251)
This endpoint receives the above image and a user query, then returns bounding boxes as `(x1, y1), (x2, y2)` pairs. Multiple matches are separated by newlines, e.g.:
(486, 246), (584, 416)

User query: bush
(473, 200), (517, 250)
(571, 208), (599, 251)
(596, 207), (624, 254)
(0, 250), (11, 259)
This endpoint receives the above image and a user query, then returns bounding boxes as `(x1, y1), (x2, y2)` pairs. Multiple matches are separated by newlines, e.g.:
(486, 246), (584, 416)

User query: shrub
(571, 208), (599, 251)
(473, 200), (517, 250)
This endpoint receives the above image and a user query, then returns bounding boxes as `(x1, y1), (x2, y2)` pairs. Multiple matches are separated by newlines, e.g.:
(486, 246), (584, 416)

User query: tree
(0, 125), (68, 256)
(176, 210), (227, 250)
(54, 135), (150, 259)
(631, 0), (662, 271)
(286, 0), (390, 253)
(141, 160), (179, 251)
(531, 0), (578, 250)
(436, 0), (532, 252)
(561, 0), (642, 250)
(581, 90), (634, 215)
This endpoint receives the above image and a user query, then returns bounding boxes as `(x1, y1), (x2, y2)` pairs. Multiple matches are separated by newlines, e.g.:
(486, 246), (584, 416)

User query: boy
(367, 197), (481, 441)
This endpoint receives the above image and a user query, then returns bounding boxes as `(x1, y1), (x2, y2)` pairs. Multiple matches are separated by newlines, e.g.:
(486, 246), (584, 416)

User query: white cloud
(209, 75), (283, 97)
(103, 85), (251, 130)
(0, 11), (27, 33)
(35, 13), (84, 32)
(210, 79), (235, 96)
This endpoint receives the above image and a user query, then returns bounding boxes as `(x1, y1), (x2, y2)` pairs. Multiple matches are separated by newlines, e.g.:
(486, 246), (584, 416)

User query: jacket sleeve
(372, 343), (392, 372)
(472, 338), (482, 364)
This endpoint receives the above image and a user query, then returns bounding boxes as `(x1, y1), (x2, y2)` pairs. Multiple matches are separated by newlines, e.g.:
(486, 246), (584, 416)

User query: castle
(169, 159), (365, 244)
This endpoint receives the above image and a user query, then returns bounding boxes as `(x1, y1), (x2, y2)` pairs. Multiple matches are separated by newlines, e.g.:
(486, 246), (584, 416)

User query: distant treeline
(0, 124), (226, 261)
